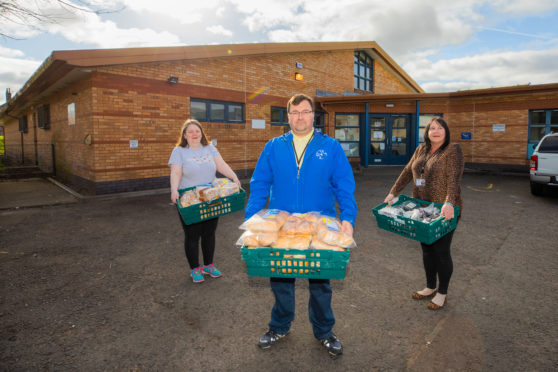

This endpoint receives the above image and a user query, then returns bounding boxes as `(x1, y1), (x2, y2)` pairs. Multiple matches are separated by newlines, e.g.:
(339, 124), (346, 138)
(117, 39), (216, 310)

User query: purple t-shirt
(168, 144), (220, 189)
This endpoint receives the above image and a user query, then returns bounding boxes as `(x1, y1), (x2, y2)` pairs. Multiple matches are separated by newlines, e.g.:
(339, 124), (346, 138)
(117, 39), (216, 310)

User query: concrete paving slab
(0, 178), (78, 210)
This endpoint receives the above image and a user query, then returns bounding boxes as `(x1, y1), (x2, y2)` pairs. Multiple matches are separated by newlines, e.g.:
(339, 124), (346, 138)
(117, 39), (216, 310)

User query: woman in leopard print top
(384, 117), (464, 310)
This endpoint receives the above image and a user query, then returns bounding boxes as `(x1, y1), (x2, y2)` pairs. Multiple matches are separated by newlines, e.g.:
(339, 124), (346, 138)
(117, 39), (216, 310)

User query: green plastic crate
(372, 195), (459, 245)
(241, 246), (350, 279)
(177, 186), (246, 225)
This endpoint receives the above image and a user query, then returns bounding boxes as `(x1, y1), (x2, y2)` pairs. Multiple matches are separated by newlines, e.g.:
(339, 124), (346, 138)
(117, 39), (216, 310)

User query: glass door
(369, 114), (410, 165)
(390, 115), (409, 164)
(369, 115), (387, 164)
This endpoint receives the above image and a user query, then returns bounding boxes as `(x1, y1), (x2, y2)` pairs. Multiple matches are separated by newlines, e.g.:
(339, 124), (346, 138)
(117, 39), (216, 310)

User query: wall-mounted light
(385, 103), (394, 108)
(294, 72), (304, 81)
(168, 74), (179, 84)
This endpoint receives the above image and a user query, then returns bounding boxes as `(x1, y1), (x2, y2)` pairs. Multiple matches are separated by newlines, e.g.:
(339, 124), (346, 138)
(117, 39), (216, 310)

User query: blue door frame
(366, 113), (411, 165)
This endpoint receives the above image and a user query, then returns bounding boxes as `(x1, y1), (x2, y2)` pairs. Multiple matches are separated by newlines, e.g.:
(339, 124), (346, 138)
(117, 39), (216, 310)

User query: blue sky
(1, 0), (558, 105)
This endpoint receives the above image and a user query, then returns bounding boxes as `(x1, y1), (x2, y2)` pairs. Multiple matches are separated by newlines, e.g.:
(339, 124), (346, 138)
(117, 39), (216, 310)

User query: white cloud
(46, 14), (181, 48)
(405, 46), (558, 92)
(0, 47), (25, 58)
(206, 25), (233, 37)
(0, 56), (42, 105)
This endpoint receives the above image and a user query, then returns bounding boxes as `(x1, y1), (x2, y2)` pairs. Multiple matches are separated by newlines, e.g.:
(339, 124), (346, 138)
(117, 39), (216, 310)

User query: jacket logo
(315, 149), (327, 159)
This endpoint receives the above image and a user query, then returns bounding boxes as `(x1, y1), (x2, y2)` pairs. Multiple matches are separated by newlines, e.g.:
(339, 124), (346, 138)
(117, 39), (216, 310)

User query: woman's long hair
(176, 119), (210, 147)
(423, 117), (451, 154)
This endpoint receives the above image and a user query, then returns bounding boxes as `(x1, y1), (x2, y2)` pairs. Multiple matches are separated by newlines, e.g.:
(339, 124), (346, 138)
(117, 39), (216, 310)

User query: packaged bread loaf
(240, 209), (290, 232)
(212, 178), (232, 188)
(179, 190), (201, 207)
(218, 184), (239, 198)
(195, 184), (212, 199)
(200, 187), (220, 202)
(316, 217), (355, 248)
(271, 232), (312, 249)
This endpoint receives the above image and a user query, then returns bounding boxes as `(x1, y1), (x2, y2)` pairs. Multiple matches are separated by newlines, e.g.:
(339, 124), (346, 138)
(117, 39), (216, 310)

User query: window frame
(354, 51), (374, 93)
(270, 106), (289, 126)
(335, 113), (360, 158)
(417, 114), (443, 146)
(528, 109), (558, 158)
(190, 98), (245, 123)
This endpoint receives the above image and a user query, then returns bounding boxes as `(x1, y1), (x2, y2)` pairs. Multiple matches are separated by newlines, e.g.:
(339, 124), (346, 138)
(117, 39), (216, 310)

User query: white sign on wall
(252, 119), (266, 129)
(492, 124), (506, 132)
(129, 140), (138, 148)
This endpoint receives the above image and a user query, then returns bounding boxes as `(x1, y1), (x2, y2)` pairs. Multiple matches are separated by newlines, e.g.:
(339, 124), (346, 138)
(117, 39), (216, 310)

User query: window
(335, 114), (360, 157)
(354, 51), (373, 93)
(271, 107), (288, 126)
(19, 115), (28, 133)
(314, 111), (325, 133)
(528, 109), (558, 157)
(418, 114), (442, 145)
(38, 104), (50, 129)
(190, 99), (244, 123)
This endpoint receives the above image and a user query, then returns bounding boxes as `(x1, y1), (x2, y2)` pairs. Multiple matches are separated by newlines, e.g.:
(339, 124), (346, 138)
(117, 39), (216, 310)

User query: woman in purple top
(169, 119), (240, 283)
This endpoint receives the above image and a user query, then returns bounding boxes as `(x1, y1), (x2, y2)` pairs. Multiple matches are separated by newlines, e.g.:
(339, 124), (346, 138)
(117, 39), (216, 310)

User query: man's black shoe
(320, 333), (343, 356)
(258, 330), (287, 349)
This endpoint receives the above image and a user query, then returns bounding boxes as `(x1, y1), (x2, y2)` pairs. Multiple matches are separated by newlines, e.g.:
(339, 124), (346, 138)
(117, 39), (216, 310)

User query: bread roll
(272, 233), (312, 249)
(242, 209), (289, 232)
(310, 237), (346, 251)
(316, 218), (355, 248)
(241, 231), (278, 247)
(281, 214), (317, 235)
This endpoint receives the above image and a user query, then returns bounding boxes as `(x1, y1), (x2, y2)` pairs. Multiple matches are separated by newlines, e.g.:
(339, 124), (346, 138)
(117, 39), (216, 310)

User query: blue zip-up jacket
(245, 130), (357, 225)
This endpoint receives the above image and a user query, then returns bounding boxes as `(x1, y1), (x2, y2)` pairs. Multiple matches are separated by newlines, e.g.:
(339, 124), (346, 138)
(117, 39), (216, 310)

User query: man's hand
(341, 220), (353, 237)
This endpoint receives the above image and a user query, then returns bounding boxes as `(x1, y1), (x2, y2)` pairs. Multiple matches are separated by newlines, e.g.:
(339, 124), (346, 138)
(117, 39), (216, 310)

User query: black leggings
(420, 230), (455, 295)
(177, 212), (219, 269)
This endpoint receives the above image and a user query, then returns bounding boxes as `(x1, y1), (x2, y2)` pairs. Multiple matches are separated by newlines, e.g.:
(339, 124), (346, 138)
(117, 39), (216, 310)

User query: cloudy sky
(1, 0), (557, 105)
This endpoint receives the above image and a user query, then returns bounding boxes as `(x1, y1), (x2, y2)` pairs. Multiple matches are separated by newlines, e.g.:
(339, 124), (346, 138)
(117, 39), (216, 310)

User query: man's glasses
(288, 110), (313, 117)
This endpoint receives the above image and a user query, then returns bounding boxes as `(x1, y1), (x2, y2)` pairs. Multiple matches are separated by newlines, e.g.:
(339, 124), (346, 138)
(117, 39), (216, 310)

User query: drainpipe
(364, 102), (370, 167)
(415, 100), (420, 148)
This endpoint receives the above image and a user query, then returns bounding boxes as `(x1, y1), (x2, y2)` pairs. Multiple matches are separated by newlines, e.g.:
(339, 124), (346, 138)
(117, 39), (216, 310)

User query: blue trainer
(202, 264), (222, 278)
(190, 267), (204, 283)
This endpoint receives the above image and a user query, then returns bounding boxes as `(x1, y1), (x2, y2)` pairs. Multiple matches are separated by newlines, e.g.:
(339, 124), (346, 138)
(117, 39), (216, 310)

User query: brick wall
(80, 50), (358, 192)
(322, 89), (558, 167)
(373, 62), (415, 94)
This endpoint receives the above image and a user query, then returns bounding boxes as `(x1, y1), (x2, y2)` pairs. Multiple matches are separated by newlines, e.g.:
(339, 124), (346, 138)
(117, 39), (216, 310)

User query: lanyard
(292, 133), (314, 171)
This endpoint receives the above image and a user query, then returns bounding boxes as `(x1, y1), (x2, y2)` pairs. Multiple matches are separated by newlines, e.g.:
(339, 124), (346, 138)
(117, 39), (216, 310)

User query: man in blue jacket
(245, 93), (357, 357)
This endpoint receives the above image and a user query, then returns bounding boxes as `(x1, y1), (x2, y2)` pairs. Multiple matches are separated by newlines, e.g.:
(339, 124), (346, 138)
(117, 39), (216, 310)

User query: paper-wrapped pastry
(237, 230), (278, 248)
(281, 214), (316, 235)
(240, 209), (290, 232)
(316, 217), (355, 248)
(179, 190), (200, 207)
(271, 233), (312, 249)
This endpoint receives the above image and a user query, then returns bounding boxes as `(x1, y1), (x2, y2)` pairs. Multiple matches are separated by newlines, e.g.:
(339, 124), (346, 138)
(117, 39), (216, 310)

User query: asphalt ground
(1, 169), (557, 371)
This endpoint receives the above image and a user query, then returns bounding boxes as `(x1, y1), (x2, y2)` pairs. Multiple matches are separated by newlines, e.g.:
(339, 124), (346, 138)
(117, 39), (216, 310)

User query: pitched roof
(0, 41), (422, 119)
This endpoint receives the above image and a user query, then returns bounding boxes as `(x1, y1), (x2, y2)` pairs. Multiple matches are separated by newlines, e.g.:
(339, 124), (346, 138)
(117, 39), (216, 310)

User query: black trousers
(177, 212), (219, 269)
(420, 229), (455, 295)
